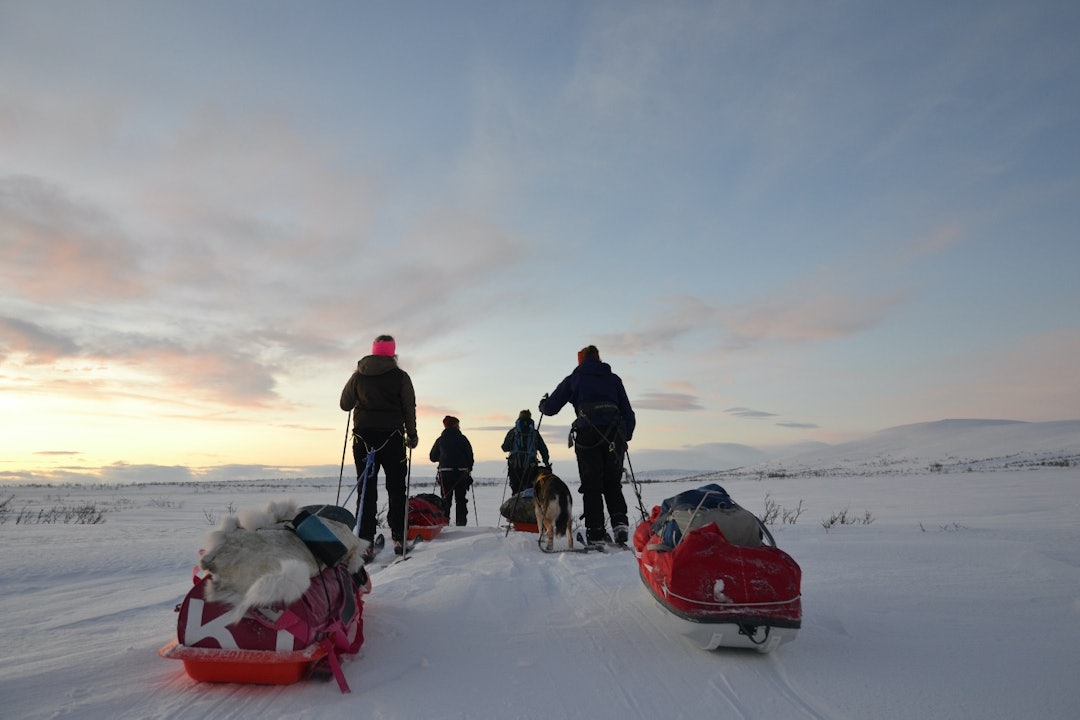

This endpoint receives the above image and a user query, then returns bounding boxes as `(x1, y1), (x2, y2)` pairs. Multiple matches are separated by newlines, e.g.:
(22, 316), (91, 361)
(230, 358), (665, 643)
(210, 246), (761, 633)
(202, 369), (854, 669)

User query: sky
(2, 423), (1079, 718)
(2, 0), (1079, 483)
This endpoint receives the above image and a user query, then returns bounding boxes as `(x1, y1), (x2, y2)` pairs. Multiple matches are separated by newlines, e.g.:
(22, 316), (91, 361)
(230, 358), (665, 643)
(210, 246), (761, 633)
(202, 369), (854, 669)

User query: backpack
(409, 494), (449, 527)
(509, 426), (538, 468)
(500, 488), (537, 524)
(650, 484), (762, 549)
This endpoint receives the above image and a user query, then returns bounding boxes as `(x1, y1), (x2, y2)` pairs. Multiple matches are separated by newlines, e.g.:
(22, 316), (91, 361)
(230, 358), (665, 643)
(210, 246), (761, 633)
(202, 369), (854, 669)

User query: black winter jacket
(429, 427), (474, 470)
(339, 355), (417, 439)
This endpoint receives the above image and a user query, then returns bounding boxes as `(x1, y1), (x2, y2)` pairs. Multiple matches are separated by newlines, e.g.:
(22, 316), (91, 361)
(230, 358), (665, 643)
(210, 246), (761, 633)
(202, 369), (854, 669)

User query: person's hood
(357, 354), (398, 376)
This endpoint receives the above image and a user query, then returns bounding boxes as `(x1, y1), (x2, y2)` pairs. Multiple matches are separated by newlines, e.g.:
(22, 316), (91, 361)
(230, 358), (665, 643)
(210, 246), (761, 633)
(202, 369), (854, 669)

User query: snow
(2, 420), (1079, 719)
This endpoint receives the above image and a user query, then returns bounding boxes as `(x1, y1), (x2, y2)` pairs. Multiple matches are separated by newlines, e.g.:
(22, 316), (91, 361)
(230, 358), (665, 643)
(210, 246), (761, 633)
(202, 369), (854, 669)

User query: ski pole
(471, 479), (478, 526)
(402, 443), (412, 551)
(624, 448), (648, 522)
(336, 413), (351, 505)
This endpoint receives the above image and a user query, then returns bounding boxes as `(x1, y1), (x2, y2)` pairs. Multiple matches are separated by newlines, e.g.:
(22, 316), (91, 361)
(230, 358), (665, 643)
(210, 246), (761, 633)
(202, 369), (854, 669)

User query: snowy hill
(732, 418), (1080, 478)
(2, 420), (1079, 718)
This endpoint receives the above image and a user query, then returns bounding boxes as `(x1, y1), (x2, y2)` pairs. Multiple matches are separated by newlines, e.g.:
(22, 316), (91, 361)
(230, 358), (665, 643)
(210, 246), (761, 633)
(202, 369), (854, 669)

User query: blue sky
(1, 1), (1078, 483)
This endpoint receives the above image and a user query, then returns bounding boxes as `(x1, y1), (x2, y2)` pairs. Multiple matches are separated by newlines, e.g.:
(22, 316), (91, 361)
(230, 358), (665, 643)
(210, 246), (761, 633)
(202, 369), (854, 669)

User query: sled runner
(160, 501), (369, 692)
(633, 484), (801, 653)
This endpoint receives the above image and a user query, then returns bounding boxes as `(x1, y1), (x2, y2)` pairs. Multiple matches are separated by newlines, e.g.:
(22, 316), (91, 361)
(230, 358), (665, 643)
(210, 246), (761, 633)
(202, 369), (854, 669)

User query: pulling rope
(341, 431), (398, 537)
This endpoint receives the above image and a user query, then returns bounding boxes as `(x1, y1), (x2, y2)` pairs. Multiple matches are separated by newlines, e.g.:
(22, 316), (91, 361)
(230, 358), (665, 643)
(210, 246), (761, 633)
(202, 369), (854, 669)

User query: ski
(381, 536), (419, 568)
(538, 542), (605, 554)
(539, 533), (605, 553)
(575, 531), (632, 552)
(362, 533), (386, 565)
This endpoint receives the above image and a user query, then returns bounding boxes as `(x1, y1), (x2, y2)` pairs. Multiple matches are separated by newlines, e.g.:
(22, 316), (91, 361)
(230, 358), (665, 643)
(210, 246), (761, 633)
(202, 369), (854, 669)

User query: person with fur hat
(340, 334), (419, 558)
(428, 415), (475, 526)
(500, 409), (550, 494)
(539, 345), (636, 545)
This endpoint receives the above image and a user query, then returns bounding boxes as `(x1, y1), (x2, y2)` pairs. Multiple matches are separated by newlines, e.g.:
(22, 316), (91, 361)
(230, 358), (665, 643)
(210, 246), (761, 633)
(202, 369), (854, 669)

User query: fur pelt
(198, 499), (363, 623)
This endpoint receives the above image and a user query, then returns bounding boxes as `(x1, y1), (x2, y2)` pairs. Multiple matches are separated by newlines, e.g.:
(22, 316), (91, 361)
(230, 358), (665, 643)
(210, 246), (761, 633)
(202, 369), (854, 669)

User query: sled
(161, 501), (368, 692)
(406, 524), (444, 542)
(499, 488), (538, 532)
(406, 494), (448, 542)
(158, 638), (327, 685)
(633, 484), (801, 653)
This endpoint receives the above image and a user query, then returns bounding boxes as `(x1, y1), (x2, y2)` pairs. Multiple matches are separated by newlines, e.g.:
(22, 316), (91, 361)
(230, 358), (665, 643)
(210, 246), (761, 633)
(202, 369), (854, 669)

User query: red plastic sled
(407, 524), (444, 541)
(634, 485), (801, 653)
(158, 639), (327, 685)
(162, 561), (366, 692)
(406, 495), (448, 541)
(511, 521), (539, 533)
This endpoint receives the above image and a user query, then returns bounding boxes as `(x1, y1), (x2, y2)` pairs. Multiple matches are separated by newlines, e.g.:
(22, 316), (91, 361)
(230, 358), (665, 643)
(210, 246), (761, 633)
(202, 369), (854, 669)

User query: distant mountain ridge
(735, 419), (1080, 477)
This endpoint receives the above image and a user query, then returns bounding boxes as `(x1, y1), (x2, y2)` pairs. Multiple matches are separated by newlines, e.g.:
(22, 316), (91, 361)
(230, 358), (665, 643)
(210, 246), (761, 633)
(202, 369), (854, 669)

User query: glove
(406, 434), (419, 449)
(538, 393), (549, 413)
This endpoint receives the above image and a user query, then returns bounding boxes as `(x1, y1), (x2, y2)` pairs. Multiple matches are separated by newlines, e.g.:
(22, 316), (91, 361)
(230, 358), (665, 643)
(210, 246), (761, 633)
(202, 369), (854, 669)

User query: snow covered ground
(2, 420), (1079, 719)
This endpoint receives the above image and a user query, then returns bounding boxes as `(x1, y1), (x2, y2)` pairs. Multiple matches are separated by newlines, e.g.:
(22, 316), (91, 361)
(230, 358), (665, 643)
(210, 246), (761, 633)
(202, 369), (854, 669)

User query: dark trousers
(352, 429), (408, 543)
(438, 469), (471, 526)
(574, 426), (628, 537)
(507, 460), (539, 494)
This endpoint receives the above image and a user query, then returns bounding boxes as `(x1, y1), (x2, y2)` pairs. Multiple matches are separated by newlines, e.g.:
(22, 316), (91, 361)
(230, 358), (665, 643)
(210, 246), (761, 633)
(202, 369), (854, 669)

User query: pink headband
(372, 339), (396, 357)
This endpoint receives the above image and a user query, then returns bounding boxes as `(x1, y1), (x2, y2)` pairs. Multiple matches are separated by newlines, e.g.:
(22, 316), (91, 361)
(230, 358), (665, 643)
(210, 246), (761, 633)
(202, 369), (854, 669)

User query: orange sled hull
(511, 521), (539, 533)
(407, 525), (444, 542)
(159, 638), (327, 685)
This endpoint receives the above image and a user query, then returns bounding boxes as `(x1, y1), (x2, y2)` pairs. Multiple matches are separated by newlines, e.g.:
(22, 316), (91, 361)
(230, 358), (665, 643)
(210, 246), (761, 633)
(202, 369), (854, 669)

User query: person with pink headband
(340, 334), (419, 559)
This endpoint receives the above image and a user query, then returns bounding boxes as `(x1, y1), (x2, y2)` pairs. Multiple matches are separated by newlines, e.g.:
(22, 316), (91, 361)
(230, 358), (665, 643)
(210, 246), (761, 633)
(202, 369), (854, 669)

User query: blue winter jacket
(539, 357), (636, 442)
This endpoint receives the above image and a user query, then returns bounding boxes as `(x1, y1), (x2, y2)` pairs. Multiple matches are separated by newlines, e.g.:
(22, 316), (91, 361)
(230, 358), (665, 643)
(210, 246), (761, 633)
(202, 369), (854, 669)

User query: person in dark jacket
(500, 409), (551, 493)
(539, 345), (636, 544)
(429, 415), (474, 526)
(340, 334), (418, 558)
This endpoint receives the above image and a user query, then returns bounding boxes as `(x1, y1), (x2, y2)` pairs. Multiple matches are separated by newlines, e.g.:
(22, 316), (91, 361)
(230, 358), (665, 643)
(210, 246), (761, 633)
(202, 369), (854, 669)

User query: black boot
(586, 527), (612, 544)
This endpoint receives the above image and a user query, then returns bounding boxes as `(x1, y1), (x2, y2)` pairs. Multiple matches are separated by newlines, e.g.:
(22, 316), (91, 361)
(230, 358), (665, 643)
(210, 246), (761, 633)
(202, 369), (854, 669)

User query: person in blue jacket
(539, 345), (636, 544)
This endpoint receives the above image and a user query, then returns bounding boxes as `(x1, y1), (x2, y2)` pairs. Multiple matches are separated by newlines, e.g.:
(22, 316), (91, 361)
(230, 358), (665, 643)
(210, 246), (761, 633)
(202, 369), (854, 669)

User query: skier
(500, 409), (550, 493)
(539, 345), (635, 545)
(340, 334), (419, 558)
(429, 415), (474, 526)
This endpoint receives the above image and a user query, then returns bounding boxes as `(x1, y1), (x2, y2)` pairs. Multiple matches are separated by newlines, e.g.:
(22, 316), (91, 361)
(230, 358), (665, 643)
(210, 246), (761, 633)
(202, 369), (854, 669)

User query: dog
(533, 467), (573, 551)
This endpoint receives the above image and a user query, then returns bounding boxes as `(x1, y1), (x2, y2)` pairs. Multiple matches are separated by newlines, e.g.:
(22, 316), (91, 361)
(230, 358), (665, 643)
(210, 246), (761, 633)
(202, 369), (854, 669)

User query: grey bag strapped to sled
(289, 506), (356, 567)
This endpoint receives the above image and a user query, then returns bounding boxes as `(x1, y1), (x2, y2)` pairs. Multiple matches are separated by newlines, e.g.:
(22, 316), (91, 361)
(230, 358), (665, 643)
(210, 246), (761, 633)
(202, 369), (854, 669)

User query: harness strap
(574, 401), (623, 452)
(320, 637), (351, 692)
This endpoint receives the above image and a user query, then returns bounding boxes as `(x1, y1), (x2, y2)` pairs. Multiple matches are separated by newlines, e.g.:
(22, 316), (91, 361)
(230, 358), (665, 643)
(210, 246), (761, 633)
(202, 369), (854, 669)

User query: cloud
(597, 270), (909, 359)
(726, 407), (778, 419)
(722, 287), (908, 348)
(634, 392), (704, 411)
(776, 421), (819, 430)
(0, 97), (534, 410)
(98, 463), (194, 484)
(0, 175), (145, 303)
(0, 316), (79, 363)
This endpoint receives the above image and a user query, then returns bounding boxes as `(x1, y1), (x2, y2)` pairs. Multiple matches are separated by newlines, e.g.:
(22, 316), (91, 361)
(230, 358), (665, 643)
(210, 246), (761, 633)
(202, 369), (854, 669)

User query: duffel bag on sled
(159, 500), (370, 692)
